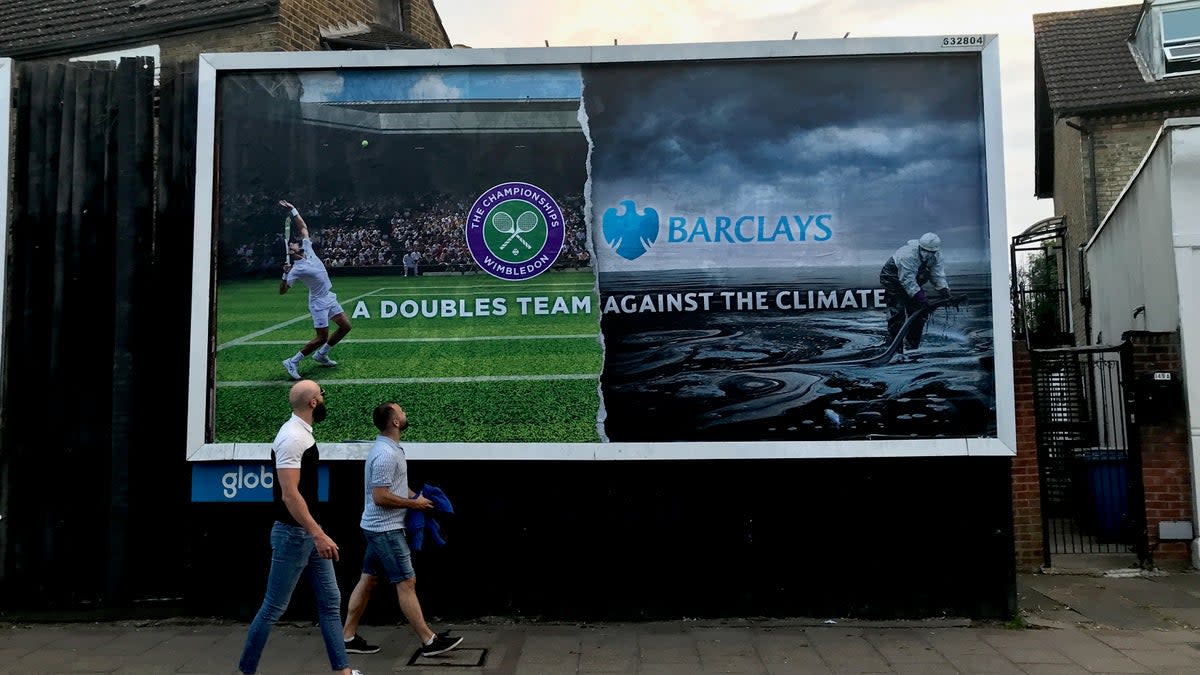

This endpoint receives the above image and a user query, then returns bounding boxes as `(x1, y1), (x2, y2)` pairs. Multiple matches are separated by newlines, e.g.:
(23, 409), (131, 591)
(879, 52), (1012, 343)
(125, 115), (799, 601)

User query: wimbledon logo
(602, 199), (659, 261)
(466, 182), (565, 281)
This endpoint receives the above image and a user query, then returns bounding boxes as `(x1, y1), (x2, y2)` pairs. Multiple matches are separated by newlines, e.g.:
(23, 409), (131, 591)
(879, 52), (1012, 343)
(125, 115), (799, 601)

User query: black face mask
(312, 403), (328, 424)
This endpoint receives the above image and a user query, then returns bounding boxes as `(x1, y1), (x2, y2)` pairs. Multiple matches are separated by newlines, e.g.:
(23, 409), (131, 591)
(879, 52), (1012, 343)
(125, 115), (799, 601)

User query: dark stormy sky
(583, 55), (992, 268)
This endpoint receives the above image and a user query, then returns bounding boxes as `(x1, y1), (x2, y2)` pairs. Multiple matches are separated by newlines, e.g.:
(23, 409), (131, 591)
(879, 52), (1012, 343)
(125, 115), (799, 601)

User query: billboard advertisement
(188, 38), (1014, 460)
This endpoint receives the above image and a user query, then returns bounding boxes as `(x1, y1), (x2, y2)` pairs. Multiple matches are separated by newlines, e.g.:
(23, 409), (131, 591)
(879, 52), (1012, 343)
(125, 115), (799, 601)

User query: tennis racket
(283, 216), (292, 264)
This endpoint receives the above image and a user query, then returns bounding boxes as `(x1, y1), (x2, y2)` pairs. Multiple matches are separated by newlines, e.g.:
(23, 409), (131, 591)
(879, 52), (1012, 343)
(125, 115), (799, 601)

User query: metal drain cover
(406, 647), (488, 667)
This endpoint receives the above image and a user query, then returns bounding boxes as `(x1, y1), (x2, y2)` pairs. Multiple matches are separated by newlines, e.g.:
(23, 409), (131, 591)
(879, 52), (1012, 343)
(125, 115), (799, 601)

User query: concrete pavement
(5, 570), (1200, 673)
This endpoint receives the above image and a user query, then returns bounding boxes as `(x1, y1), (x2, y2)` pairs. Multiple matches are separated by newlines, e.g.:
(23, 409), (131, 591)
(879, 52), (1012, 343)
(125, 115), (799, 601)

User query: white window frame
(1160, 2), (1200, 77)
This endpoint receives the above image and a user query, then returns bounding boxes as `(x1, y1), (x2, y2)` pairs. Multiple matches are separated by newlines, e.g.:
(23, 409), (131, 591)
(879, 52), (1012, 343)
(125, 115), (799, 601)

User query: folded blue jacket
(406, 484), (454, 551)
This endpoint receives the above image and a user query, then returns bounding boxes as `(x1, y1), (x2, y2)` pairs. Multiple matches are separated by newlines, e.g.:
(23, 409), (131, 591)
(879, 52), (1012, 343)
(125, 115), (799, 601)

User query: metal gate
(1030, 343), (1149, 567)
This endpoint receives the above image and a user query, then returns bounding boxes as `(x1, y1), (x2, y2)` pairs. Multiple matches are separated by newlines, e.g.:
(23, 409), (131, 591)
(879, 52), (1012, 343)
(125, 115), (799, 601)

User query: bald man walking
(238, 380), (363, 675)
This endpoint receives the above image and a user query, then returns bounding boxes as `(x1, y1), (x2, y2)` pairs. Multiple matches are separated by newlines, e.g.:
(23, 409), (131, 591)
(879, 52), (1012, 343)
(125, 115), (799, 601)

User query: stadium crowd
(221, 191), (591, 278)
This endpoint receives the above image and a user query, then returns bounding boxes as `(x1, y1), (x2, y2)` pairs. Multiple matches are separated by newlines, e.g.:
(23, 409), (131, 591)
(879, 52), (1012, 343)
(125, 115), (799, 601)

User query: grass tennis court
(213, 269), (603, 444)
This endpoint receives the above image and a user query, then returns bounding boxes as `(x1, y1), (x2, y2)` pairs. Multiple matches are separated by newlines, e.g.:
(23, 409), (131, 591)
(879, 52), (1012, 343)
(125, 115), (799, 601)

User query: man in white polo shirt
(340, 401), (463, 658)
(279, 199), (352, 381)
(237, 380), (363, 675)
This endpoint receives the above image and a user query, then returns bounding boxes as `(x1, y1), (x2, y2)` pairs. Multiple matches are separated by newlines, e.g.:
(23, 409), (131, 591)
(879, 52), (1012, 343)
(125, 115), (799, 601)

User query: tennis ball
(361, 139), (369, 148)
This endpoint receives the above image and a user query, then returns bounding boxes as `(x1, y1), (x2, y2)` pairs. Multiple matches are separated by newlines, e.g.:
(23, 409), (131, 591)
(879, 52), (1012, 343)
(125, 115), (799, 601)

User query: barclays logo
(602, 199), (834, 261)
(602, 200), (659, 261)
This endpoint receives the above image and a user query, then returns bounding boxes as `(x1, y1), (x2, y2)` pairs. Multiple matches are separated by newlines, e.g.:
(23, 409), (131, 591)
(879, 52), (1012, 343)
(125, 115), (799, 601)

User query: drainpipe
(1079, 245), (1092, 345)
(1067, 119), (1098, 344)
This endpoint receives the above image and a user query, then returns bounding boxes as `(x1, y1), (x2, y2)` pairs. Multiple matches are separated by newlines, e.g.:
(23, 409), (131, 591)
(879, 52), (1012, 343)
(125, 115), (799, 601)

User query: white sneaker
(312, 352), (338, 367)
(351, 670), (365, 675)
(282, 359), (301, 380)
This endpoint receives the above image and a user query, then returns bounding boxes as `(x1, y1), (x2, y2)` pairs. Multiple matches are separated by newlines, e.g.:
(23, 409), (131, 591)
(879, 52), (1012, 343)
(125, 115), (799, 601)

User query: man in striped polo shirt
(340, 402), (463, 658)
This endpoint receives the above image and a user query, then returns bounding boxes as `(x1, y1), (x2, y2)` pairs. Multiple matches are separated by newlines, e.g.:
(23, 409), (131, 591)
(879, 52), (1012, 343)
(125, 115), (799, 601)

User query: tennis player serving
(279, 199), (352, 380)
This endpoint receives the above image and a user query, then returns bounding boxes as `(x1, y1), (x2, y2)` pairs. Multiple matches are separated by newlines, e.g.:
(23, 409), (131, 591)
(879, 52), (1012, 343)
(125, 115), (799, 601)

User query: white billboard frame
(0, 59), (10, 401)
(188, 36), (1014, 461)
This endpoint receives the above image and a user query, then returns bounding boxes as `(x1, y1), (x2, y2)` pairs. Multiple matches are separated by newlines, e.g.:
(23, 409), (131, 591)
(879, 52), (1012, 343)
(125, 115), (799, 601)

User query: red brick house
(1015, 0), (1200, 571)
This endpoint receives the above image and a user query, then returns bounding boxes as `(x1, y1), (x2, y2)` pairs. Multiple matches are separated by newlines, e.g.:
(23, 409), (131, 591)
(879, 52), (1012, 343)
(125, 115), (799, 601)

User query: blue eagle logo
(602, 200), (659, 261)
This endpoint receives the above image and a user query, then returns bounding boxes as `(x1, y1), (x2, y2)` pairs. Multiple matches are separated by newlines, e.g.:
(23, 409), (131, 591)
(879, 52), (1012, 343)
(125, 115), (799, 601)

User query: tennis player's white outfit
(284, 238), (344, 329)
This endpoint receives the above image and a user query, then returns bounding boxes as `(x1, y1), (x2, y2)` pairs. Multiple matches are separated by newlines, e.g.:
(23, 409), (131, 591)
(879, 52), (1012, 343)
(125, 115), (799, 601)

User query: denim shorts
(362, 528), (415, 583)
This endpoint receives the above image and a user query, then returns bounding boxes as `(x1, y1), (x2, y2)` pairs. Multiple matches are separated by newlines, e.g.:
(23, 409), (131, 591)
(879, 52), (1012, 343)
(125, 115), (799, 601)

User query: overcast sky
(435, 0), (1131, 240)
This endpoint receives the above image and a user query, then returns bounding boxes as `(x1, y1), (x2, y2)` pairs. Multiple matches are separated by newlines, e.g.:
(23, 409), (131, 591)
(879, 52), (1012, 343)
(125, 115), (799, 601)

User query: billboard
(189, 37), (1014, 461)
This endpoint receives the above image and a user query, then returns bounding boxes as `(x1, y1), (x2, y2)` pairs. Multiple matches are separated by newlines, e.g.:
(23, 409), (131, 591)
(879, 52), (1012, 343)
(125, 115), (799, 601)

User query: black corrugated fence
(0, 58), (196, 609)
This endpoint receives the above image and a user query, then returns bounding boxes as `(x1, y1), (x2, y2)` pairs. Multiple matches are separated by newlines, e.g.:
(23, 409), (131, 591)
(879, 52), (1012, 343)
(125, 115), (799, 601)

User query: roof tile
(1034, 3), (1200, 115)
(0, 0), (273, 57)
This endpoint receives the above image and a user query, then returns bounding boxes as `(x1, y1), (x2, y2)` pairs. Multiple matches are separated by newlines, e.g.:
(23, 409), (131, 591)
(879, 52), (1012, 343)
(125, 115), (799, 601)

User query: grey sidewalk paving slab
(890, 664), (959, 674)
(754, 633), (824, 671)
(803, 630), (891, 673)
(862, 629), (952, 665)
(1018, 665), (1091, 674)
(14, 572), (1200, 674)
(1093, 632), (1178, 651)
(981, 632), (1075, 664)
(763, 664), (833, 675)
(578, 633), (638, 672)
(695, 633), (763, 671)
(1041, 630), (1154, 673)
(91, 629), (178, 656)
(923, 627), (1012, 656)
(1121, 644), (1200, 669)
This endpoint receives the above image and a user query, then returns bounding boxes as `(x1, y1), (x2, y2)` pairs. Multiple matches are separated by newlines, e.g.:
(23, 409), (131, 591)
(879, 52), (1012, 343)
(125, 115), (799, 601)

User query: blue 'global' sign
(191, 463), (330, 503)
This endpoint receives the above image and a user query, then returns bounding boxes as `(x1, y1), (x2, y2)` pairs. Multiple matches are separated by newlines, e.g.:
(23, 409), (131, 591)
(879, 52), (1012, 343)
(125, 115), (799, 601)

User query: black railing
(1031, 344), (1149, 566)
(1011, 217), (1072, 347)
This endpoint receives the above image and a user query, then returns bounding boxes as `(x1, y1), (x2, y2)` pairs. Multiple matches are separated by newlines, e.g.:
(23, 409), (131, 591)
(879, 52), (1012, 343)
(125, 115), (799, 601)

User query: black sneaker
(344, 634), (380, 654)
(418, 634), (463, 657)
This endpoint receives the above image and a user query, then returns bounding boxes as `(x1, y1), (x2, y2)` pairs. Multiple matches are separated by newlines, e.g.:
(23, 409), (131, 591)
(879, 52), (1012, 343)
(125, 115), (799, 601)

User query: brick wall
(405, 0), (451, 48)
(278, 0), (374, 51)
(1091, 118), (1163, 220)
(1052, 118), (1089, 343)
(1125, 331), (1194, 567)
(158, 20), (281, 64)
(1012, 341), (1045, 572)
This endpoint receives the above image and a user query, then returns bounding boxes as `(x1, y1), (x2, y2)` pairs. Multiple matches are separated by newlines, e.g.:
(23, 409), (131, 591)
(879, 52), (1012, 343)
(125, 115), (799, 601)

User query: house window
(377, 0), (403, 29)
(1162, 5), (1200, 75)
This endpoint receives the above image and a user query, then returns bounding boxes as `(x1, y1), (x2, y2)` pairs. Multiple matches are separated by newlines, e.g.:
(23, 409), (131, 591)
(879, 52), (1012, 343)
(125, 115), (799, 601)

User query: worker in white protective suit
(878, 232), (951, 355)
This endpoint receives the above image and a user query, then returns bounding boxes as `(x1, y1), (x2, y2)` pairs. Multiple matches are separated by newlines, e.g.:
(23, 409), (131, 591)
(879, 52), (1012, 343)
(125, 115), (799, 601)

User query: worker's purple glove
(914, 290), (929, 305)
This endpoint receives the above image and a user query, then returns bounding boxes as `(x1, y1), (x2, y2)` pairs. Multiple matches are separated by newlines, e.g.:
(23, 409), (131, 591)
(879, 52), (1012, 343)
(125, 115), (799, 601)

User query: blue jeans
(362, 528), (415, 583)
(238, 521), (349, 673)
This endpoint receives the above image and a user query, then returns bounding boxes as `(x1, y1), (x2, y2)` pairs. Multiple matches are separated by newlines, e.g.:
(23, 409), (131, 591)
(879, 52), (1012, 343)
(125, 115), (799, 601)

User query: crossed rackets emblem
(491, 210), (539, 254)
